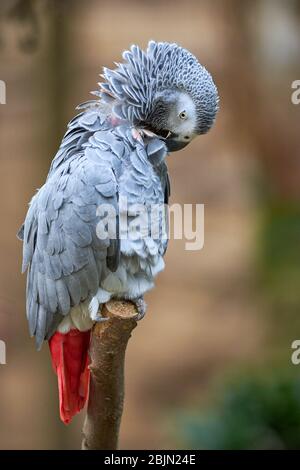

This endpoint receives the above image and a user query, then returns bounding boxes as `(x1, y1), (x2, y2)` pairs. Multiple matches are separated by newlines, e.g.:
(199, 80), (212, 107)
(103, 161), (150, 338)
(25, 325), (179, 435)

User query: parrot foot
(92, 305), (109, 323)
(132, 297), (147, 321)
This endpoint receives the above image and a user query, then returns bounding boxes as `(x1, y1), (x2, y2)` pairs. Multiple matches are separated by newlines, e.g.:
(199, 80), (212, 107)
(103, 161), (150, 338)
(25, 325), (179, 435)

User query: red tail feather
(49, 329), (91, 424)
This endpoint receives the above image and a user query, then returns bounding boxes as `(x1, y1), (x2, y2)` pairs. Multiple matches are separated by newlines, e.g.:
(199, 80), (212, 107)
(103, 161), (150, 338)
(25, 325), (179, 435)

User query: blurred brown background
(0, 0), (300, 449)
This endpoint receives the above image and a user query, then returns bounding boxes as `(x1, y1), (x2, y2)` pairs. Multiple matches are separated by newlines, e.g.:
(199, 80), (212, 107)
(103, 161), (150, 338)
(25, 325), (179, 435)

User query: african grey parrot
(18, 41), (219, 423)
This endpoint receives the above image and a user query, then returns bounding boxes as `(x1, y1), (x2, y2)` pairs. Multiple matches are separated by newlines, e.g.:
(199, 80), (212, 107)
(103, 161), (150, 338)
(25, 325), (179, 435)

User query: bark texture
(82, 300), (138, 450)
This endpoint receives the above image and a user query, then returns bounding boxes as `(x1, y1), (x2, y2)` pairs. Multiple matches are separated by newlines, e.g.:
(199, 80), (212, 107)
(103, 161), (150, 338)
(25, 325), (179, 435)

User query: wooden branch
(81, 299), (139, 450)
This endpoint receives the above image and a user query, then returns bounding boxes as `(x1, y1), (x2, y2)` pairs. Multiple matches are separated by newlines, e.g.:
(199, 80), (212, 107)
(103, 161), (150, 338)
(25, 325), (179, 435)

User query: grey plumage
(18, 41), (219, 349)
(101, 41), (219, 134)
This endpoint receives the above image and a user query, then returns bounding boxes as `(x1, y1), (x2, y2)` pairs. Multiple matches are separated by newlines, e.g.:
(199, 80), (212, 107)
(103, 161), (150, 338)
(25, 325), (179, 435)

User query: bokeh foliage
(179, 373), (300, 449)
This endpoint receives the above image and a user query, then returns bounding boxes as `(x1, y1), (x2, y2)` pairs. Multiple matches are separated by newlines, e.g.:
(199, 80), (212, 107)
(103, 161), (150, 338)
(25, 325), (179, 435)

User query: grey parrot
(18, 41), (219, 423)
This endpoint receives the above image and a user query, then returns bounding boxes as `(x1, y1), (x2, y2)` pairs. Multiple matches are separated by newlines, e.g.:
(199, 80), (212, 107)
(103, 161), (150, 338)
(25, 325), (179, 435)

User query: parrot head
(100, 41), (219, 152)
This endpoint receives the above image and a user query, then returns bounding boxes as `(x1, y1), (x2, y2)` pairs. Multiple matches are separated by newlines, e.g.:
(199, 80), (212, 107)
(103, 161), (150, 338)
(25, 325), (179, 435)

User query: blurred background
(0, 0), (300, 449)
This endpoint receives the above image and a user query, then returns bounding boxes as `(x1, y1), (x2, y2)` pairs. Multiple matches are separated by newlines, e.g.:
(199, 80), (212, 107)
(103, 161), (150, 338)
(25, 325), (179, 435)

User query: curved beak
(144, 128), (192, 152)
(166, 139), (189, 152)
(165, 135), (189, 152)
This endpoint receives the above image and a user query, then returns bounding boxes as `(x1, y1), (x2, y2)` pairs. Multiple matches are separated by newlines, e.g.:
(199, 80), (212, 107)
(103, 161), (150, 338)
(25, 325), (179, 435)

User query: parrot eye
(179, 110), (187, 120)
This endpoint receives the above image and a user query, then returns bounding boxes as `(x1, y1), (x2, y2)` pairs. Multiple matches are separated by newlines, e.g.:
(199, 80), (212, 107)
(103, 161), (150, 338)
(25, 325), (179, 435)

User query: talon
(136, 311), (145, 321)
(92, 308), (109, 323)
(94, 314), (109, 323)
(132, 297), (147, 321)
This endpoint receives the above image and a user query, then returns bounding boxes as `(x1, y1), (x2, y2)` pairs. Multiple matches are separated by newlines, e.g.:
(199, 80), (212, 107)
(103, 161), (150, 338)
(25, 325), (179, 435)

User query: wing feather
(19, 114), (121, 349)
